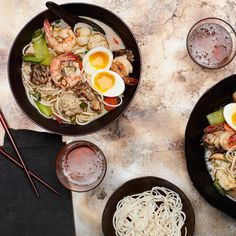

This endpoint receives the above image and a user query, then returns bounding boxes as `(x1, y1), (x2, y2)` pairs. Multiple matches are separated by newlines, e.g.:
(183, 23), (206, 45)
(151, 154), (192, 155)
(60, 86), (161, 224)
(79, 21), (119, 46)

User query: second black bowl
(185, 74), (236, 219)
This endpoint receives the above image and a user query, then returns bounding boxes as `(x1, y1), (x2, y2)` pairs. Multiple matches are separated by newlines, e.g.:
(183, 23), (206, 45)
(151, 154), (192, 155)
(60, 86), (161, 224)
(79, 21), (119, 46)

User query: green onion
(29, 91), (41, 101)
(46, 94), (54, 101)
(34, 100), (53, 117)
(213, 180), (225, 195)
(206, 108), (225, 125)
(92, 26), (99, 32)
(32, 28), (44, 43)
(54, 19), (61, 24)
(32, 28), (52, 66)
(22, 55), (43, 63)
(70, 116), (76, 123)
(80, 102), (88, 110)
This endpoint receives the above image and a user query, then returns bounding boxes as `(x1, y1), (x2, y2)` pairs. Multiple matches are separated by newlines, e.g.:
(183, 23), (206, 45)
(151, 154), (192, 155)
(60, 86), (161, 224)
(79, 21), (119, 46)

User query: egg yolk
(232, 111), (236, 125)
(89, 52), (109, 70)
(94, 72), (115, 93)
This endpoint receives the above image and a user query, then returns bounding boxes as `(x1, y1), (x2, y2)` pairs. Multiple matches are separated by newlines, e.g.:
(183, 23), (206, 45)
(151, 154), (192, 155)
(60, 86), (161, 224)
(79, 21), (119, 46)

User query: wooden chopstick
(0, 148), (60, 196)
(0, 109), (39, 197)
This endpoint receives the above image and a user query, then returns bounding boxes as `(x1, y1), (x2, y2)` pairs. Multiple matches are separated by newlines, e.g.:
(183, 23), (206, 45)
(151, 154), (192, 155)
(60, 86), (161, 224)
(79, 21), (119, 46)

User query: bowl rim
(7, 2), (142, 136)
(102, 176), (195, 236)
(185, 74), (236, 219)
(186, 17), (236, 70)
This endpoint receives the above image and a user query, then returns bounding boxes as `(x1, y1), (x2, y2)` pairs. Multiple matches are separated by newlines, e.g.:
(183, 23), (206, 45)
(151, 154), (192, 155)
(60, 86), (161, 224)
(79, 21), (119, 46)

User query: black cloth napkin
(0, 129), (76, 236)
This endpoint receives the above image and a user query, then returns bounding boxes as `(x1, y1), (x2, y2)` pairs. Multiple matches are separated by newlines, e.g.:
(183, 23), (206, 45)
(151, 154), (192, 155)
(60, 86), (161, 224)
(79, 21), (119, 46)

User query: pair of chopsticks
(0, 109), (60, 197)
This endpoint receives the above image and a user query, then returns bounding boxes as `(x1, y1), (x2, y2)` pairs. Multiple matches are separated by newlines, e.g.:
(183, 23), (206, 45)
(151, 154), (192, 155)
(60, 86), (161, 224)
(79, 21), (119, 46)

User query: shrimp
(110, 55), (138, 85)
(50, 52), (81, 88)
(111, 56), (133, 77)
(203, 122), (236, 151)
(43, 19), (76, 54)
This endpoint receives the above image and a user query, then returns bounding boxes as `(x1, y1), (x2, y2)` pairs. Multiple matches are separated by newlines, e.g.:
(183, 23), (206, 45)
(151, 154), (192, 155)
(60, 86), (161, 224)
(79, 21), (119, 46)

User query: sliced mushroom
(113, 49), (134, 62)
(90, 93), (101, 113)
(30, 64), (49, 85)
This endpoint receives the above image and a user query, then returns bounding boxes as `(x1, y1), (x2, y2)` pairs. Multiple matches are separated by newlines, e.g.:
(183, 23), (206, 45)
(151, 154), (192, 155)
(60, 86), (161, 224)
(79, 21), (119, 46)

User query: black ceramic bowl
(102, 176), (195, 236)
(185, 74), (236, 219)
(8, 3), (141, 136)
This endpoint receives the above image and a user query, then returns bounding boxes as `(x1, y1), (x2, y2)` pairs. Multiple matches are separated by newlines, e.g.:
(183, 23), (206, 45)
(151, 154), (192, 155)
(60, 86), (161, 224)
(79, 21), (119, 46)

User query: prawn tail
(60, 52), (79, 61)
(43, 19), (52, 36)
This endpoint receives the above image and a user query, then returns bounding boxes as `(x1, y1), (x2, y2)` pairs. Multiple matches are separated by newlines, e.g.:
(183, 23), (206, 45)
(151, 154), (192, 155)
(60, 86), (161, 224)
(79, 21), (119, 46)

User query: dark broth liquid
(62, 146), (105, 186)
(188, 23), (233, 68)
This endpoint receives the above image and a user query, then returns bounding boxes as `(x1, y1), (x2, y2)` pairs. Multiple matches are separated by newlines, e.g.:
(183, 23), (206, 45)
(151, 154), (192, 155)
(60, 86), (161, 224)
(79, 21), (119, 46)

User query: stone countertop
(0, 0), (236, 235)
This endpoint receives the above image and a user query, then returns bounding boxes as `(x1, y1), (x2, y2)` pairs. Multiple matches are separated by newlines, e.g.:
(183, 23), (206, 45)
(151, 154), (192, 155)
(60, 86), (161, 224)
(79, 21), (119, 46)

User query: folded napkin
(0, 129), (76, 236)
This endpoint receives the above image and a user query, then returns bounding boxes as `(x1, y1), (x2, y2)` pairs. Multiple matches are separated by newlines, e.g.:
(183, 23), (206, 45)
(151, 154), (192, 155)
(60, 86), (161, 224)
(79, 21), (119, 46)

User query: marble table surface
(1, 0), (236, 235)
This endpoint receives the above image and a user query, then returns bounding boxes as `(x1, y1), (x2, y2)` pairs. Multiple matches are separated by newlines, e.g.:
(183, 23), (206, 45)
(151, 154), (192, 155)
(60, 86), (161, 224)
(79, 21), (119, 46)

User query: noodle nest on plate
(113, 187), (187, 236)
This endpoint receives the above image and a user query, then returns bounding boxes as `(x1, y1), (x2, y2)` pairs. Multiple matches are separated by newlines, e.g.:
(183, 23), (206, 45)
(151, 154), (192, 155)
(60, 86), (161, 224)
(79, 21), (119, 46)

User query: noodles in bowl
(21, 18), (138, 126)
(113, 186), (187, 236)
(102, 177), (195, 236)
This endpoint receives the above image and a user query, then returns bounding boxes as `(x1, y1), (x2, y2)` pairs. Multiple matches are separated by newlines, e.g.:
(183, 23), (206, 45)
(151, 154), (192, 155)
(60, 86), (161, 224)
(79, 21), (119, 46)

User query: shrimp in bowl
(21, 17), (139, 126)
(50, 52), (81, 88)
(44, 19), (76, 54)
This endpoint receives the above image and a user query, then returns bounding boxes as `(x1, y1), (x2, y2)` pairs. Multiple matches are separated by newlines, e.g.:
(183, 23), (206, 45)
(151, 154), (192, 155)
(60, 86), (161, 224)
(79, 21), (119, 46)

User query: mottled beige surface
(1, 0), (236, 235)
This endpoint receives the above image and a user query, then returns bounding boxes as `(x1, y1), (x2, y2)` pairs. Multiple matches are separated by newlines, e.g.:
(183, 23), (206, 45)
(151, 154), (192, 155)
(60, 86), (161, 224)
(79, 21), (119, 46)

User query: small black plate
(185, 74), (236, 219)
(8, 3), (141, 136)
(102, 176), (195, 236)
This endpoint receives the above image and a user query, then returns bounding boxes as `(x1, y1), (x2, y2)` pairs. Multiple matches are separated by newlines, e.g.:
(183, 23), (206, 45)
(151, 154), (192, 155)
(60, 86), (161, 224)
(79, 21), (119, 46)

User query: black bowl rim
(186, 17), (236, 70)
(185, 74), (236, 218)
(8, 2), (142, 136)
(102, 176), (195, 236)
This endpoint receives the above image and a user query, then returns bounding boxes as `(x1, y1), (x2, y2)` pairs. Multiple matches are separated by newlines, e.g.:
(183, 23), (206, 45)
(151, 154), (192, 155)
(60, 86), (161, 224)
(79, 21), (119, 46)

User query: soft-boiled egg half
(83, 47), (113, 75)
(90, 69), (125, 97)
(223, 103), (236, 130)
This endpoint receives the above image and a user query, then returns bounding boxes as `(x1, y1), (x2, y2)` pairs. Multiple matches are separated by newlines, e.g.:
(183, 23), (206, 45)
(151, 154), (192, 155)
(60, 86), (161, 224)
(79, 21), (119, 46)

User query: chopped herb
(70, 116), (76, 123)
(223, 154), (230, 162)
(92, 26), (99, 32)
(46, 94), (54, 101)
(54, 19), (61, 24)
(58, 76), (63, 82)
(29, 91), (41, 101)
(80, 102), (88, 110)
(85, 49), (89, 54)
(213, 179), (225, 195)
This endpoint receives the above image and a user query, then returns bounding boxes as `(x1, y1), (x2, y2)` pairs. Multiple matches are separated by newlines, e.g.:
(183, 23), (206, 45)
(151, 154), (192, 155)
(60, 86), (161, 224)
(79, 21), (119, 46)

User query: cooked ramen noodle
(113, 187), (187, 236)
(21, 18), (138, 125)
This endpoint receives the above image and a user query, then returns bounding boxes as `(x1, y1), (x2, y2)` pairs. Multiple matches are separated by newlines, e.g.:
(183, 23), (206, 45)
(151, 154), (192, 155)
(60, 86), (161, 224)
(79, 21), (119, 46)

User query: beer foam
(62, 146), (105, 186)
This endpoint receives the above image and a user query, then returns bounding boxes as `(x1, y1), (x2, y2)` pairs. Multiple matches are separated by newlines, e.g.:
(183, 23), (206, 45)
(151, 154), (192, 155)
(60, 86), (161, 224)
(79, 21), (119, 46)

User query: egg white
(82, 47), (113, 75)
(223, 103), (236, 130)
(90, 69), (125, 97)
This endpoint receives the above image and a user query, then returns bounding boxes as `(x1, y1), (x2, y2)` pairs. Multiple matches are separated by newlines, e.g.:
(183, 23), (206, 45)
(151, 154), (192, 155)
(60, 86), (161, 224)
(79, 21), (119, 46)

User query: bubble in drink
(187, 23), (233, 68)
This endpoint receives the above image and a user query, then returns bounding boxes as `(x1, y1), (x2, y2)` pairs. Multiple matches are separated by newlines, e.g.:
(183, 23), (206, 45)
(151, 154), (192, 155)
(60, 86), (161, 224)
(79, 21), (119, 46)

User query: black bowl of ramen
(8, 3), (141, 135)
(185, 74), (236, 219)
(102, 177), (195, 236)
